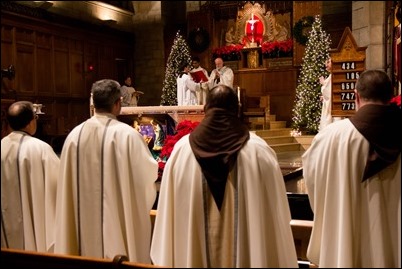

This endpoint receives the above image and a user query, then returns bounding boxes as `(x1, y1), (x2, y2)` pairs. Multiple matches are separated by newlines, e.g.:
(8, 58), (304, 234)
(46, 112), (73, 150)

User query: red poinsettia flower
(261, 39), (293, 54)
(157, 120), (200, 181)
(390, 94), (401, 107)
(212, 44), (244, 60)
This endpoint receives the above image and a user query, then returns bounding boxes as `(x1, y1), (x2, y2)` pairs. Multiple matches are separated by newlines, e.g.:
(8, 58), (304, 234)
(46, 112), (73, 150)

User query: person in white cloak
(208, 57), (234, 89)
(318, 57), (333, 131)
(303, 69), (401, 268)
(1, 101), (59, 252)
(177, 62), (198, 106)
(150, 84), (298, 268)
(54, 79), (158, 263)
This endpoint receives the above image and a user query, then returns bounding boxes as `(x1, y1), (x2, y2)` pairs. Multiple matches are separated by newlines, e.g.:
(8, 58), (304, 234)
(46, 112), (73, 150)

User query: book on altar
(190, 70), (208, 83)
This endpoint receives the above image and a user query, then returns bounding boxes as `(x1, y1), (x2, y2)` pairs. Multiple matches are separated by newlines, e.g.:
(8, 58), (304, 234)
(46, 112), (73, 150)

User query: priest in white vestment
(150, 85), (298, 268)
(54, 79), (158, 263)
(303, 70), (401, 268)
(1, 101), (59, 252)
(208, 57), (234, 89)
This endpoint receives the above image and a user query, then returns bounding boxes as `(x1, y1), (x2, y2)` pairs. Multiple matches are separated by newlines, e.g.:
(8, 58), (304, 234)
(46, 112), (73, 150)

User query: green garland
(188, 28), (210, 53)
(293, 16), (314, 45)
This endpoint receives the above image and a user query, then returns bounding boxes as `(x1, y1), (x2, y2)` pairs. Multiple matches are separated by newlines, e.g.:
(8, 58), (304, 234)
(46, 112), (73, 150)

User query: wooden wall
(234, 58), (298, 124)
(1, 10), (135, 142)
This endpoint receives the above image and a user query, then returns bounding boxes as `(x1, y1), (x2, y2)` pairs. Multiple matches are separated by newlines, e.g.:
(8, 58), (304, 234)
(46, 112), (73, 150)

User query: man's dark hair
(179, 62), (190, 72)
(91, 79), (121, 112)
(191, 56), (200, 62)
(205, 85), (239, 114)
(356, 69), (393, 103)
(7, 101), (35, 130)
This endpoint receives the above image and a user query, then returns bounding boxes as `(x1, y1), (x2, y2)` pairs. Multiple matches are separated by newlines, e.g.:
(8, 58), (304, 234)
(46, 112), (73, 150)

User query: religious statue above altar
(225, 2), (291, 48)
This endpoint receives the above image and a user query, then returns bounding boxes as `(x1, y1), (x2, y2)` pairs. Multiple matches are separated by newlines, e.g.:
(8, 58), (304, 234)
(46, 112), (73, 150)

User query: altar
(118, 105), (205, 135)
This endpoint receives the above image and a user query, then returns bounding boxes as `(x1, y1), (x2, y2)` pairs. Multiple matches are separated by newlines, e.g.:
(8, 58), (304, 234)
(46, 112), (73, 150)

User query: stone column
(352, 1), (385, 69)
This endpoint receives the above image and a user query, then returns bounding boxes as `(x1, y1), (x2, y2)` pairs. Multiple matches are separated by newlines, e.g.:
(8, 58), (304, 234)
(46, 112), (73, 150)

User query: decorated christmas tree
(291, 15), (332, 134)
(160, 31), (192, 106)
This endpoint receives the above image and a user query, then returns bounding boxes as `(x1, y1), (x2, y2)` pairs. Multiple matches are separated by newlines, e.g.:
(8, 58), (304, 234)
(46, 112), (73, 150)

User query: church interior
(1, 1), (401, 267)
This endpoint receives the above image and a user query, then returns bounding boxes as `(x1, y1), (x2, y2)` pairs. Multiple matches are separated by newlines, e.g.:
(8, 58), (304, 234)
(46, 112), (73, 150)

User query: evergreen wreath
(293, 16), (314, 45)
(188, 28), (210, 52)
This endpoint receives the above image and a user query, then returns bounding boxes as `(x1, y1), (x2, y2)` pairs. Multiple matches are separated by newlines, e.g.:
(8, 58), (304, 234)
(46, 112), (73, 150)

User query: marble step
(249, 120), (287, 130)
(263, 136), (296, 145)
(269, 120), (287, 129)
(270, 143), (303, 153)
(254, 128), (293, 137)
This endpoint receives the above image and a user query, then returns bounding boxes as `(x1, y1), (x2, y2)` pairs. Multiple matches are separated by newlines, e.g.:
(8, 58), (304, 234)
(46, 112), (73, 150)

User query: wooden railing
(1, 248), (166, 269)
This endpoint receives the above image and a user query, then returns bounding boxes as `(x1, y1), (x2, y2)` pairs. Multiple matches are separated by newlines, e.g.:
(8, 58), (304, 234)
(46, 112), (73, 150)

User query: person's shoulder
(25, 135), (55, 151)
(315, 119), (357, 142)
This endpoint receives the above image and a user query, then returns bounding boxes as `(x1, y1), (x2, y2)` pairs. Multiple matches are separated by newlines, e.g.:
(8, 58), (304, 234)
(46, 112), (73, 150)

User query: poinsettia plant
(261, 39), (293, 58)
(156, 120), (200, 181)
(212, 44), (244, 61)
(390, 94), (401, 107)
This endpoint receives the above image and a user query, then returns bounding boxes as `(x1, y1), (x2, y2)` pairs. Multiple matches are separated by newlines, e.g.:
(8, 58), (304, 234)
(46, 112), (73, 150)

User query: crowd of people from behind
(1, 65), (401, 268)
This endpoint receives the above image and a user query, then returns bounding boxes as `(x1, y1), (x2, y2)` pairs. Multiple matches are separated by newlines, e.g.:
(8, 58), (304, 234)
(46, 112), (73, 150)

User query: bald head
(214, 57), (224, 70)
(7, 101), (36, 131)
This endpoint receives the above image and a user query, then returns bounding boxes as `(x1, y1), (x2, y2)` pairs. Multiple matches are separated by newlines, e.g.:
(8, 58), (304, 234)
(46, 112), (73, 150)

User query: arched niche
(234, 2), (291, 47)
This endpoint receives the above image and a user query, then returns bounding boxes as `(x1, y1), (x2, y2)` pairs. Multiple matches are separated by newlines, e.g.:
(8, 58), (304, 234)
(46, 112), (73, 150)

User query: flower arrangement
(212, 44), (244, 61)
(212, 39), (293, 61)
(156, 120), (200, 181)
(261, 39), (293, 58)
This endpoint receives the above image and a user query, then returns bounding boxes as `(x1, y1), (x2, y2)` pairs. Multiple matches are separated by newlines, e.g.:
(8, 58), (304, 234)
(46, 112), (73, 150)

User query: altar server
(177, 62), (198, 106)
(303, 69), (401, 267)
(151, 84), (298, 267)
(1, 101), (59, 252)
(54, 79), (158, 263)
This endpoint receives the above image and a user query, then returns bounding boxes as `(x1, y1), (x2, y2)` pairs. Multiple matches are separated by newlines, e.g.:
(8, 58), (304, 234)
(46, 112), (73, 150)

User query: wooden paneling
(70, 52), (85, 97)
(16, 43), (34, 95)
(1, 10), (134, 142)
(187, 10), (214, 71)
(267, 68), (298, 123)
(293, 1), (323, 66)
(236, 68), (267, 96)
(235, 66), (298, 124)
(1, 26), (14, 93)
(36, 47), (53, 96)
(54, 50), (70, 96)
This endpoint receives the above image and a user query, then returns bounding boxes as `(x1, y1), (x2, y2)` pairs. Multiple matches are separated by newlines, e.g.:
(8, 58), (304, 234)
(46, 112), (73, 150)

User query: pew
(1, 248), (166, 269)
(290, 219), (314, 261)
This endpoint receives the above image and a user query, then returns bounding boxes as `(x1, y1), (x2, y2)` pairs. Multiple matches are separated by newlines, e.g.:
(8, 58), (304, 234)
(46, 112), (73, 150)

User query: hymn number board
(330, 27), (367, 117)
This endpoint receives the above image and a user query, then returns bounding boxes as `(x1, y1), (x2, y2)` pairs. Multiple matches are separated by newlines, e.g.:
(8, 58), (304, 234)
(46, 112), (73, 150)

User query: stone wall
(352, 1), (386, 70)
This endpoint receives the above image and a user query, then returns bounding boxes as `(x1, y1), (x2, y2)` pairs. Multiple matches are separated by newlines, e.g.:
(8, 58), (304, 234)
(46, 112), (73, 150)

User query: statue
(151, 119), (165, 152)
(225, 26), (235, 46)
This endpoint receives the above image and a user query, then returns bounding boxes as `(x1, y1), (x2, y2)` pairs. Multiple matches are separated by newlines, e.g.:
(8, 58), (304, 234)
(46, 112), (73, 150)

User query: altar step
(254, 128), (303, 153)
(248, 114), (287, 130)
